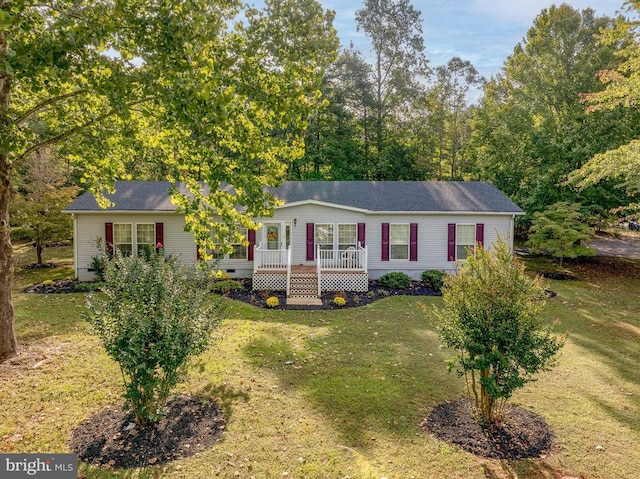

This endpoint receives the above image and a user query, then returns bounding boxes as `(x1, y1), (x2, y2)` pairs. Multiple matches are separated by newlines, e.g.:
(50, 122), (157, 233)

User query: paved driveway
(591, 235), (640, 259)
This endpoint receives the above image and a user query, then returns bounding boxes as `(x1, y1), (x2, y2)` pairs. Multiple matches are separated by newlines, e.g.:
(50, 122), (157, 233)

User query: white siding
(366, 213), (512, 278)
(265, 205), (514, 279)
(73, 212), (197, 281)
(72, 206), (515, 281)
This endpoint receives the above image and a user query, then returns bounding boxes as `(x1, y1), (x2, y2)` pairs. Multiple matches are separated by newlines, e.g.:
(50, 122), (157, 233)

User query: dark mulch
(540, 271), (578, 281)
(23, 278), (81, 294)
(21, 262), (60, 270)
(225, 278), (441, 310)
(422, 398), (555, 459)
(70, 395), (225, 469)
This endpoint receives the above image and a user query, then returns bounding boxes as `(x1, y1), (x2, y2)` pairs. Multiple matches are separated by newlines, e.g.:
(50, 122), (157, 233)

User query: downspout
(510, 215), (515, 251)
(73, 214), (79, 280)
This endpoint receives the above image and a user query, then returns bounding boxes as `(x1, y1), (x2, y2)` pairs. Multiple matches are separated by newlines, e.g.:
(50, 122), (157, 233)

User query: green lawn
(1, 244), (639, 478)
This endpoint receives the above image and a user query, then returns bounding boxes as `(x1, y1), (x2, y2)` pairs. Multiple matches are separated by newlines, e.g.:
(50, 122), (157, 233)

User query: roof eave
(366, 210), (525, 216)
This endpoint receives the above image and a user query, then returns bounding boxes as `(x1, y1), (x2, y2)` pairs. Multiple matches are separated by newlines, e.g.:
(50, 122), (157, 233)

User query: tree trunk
(36, 243), (43, 265)
(0, 16), (17, 361)
(0, 154), (16, 362)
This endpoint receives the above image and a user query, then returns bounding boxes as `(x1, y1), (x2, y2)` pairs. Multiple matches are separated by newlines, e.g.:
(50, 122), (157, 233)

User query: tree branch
(15, 96), (156, 164)
(14, 89), (87, 126)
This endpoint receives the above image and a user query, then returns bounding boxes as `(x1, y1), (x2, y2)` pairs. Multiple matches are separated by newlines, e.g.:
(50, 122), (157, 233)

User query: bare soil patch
(423, 398), (555, 459)
(70, 395), (225, 469)
(0, 342), (70, 381)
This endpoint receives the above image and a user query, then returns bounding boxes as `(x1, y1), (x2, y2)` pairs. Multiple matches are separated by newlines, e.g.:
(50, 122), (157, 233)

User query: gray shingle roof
(270, 181), (522, 213)
(64, 180), (523, 214)
(64, 181), (179, 212)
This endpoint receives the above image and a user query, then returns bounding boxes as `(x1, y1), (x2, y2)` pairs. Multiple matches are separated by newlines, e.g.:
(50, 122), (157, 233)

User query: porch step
(289, 271), (319, 298)
(286, 297), (323, 306)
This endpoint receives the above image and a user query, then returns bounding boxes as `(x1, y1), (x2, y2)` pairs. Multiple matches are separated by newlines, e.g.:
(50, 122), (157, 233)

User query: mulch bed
(23, 278), (80, 294)
(225, 278), (441, 310)
(21, 262), (60, 270)
(70, 395), (225, 469)
(422, 398), (555, 459)
(25, 277), (442, 309)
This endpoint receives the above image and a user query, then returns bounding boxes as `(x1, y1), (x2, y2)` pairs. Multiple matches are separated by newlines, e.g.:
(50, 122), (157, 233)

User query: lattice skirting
(252, 272), (287, 291)
(253, 271), (369, 292)
(321, 272), (369, 292)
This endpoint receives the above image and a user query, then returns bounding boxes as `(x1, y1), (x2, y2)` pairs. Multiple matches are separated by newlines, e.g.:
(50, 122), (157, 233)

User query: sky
(321, 0), (625, 80)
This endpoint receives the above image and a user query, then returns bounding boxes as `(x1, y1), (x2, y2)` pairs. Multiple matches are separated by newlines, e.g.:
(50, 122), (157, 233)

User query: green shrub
(84, 250), (221, 425)
(266, 296), (279, 308)
(378, 272), (412, 289)
(526, 202), (595, 265)
(213, 269), (231, 280)
(75, 282), (104, 293)
(210, 279), (243, 294)
(421, 270), (445, 292)
(435, 238), (563, 424)
(42, 279), (53, 286)
(333, 296), (346, 307)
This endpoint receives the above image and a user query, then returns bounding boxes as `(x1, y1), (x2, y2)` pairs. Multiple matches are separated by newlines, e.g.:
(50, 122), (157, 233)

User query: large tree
(471, 5), (639, 222)
(426, 57), (483, 180)
(568, 1), (640, 200)
(355, 0), (429, 162)
(11, 147), (79, 264)
(291, 47), (373, 180)
(0, 0), (337, 361)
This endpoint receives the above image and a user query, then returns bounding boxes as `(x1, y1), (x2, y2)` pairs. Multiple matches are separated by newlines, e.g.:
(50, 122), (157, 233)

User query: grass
(1, 244), (639, 478)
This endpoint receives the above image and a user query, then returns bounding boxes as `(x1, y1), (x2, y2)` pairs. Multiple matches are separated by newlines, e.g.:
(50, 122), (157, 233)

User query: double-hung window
(316, 223), (357, 251)
(229, 227), (248, 259)
(338, 224), (357, 250)
(390, 224), (409, 260)
(112, 223), (156, 256)
(136, 223), (156, 256)
(113, 223), (133, 256)
(210, 226), (248, 260)
(315, 224), (334, 252)
(456, 224), (476, 260)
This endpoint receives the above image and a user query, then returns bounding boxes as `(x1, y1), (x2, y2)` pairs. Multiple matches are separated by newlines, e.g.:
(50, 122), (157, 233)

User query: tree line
(4, 0), (640, 361)
(290, 1), (640, 230)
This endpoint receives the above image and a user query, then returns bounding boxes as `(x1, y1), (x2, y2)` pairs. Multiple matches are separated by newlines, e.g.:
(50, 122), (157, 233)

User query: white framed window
(113, 223), (133, 256)
(390, 224), (409, 260)
(315, 224), (334, 251)
(210, 226), (247, 260)
(338, 224), (357, 250)
(136, 223), (156, 256)
(456, 224), (476, 260)
(229, 226), (248, 259)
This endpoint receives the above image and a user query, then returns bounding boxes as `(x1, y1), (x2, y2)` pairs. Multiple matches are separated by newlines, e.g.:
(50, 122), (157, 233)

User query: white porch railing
(253, 242), (289, 272)
(253, 242), (368, 274)
(286, 246), (292, 297)
(316, 244), (368, 271)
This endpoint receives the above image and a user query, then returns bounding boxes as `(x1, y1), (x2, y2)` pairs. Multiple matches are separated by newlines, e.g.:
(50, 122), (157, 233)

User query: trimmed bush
(266, 296), (280, 308)
(421, 270), (445, 292)
(333, 296), (346, 307)
(210, 279), (243, 294)
(84, 250), (221, 425)
(435, 238), (563, 424)
(378, 271), (412, 289)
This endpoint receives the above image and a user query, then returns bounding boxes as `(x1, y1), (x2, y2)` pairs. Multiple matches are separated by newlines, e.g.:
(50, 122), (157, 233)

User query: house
(64, 180), (523, 297)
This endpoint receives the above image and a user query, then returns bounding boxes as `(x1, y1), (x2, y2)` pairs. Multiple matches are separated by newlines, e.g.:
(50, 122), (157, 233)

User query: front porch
(252, 244), (369, 297)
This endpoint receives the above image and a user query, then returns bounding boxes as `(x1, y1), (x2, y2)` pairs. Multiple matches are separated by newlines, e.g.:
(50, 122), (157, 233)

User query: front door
(264, 222), (291, 265)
